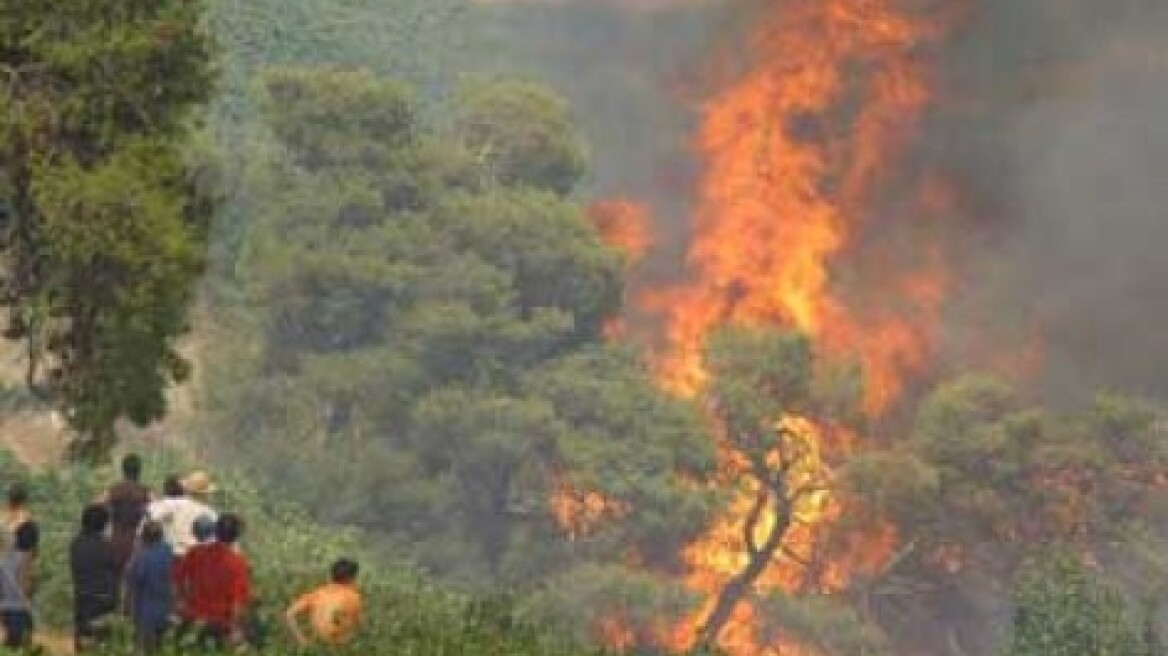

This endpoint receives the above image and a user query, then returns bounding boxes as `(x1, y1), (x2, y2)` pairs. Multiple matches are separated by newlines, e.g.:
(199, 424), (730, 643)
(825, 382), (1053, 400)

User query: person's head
(140, 520), (164, 546)
(162, 474), (184, 498)
(330, 558), (359, 585)
(7, 483), (28, 509)
(192, 514), (216, 543)
(81, 504), (110, 535)
(215, 513), (243, 545)
(121, 453), (143, 481)
(182, 471), (216, 500)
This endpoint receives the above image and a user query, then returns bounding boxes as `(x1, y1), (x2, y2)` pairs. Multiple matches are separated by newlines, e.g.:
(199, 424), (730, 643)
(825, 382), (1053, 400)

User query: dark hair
(13, 522), (37, 553)
(7, 483), (28, 507)
(331, 558), (359, 584)
(215, 513), (243, 544)
(140, 520), (164, 545)
(81, 504), (110, 534)
(162, 475), (184, 498)
(121, 454), (143, 480)
(192, 515), (216, 543)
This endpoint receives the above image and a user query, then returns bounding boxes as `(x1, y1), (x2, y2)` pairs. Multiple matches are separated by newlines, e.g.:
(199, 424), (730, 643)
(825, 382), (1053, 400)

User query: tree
(838, 377), (1167, 654)
(206, 68), (716, 599)
(0, 0), (217, 458)
(695, 327), (861, 648)
(1006, 552), (1144, 656)
(452, 79), (590, 196)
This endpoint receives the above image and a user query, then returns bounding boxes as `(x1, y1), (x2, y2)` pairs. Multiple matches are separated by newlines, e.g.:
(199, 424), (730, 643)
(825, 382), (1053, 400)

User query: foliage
(756, 593), (895, 656)
(200, 67), (716, 624)
(837, 377), (1167, 653)
(452, 79), (590, 196)
(1005, 552), (1146, 656)
(845, 377), (1166, 568)
(694, 327), (867, 649)
(0, 448), (635, 656)
(0, 0), (217, 458)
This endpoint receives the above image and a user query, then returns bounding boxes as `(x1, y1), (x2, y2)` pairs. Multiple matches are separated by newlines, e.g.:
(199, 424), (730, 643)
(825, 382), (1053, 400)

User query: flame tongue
(636, 0), (953, 653)
(646, 0), (948, 413)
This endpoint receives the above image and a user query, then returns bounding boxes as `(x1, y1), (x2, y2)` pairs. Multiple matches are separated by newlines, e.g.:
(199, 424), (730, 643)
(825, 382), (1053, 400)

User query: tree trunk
(697, 480), (793, 649)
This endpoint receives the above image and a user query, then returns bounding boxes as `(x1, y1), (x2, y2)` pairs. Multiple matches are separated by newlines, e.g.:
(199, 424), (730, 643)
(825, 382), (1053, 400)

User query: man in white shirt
(146, 472), (217, 556)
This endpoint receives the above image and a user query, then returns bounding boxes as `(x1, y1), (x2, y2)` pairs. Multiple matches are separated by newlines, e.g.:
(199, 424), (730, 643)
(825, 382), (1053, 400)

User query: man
(172, 514), (250, 649)
(148, 472), (217, 556)
(70, 505), (120, 651)
(284, 559), (363, 647)
(125, 521), (173, 654)
(101, 454), (153, 574)
(0, 484), (37, 648)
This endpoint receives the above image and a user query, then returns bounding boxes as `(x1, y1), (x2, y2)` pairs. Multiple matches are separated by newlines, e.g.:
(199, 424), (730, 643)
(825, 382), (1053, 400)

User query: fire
(551, 475), (631, 541)
(633, 0), (955, 653)
(644, 0), (951, 411)
(587, 199), (655, 264)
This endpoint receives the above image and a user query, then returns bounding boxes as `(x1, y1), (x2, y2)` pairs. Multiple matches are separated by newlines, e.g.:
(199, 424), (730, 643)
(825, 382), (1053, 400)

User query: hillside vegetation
(0, 1), (1165, 655)
(1, 448), (626, 656)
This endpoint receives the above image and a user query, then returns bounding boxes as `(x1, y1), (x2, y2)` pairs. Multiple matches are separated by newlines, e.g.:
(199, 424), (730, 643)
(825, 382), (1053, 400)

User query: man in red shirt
(172, 513), (250, 649)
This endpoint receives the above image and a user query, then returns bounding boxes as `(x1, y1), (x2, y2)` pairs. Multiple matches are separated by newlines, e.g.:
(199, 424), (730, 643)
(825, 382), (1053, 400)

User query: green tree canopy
(452, 79), (590, 196)
(1006, 552), (1145, 656)
(205, 68), (715, 602)
(0, 0), (217, 458)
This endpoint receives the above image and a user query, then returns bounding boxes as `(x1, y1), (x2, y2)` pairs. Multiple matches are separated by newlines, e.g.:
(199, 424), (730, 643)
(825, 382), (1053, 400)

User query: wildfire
(634, 0), (955, 653)
(644, 0), (950, 411)
(551, 475), (631, 541)
(587, 199), (655, 263)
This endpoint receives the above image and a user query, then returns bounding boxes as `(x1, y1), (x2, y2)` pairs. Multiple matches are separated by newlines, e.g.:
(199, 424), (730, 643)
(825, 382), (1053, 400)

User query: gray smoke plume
(937, 0), (1168, 402)
(465, 1), (1168, 404)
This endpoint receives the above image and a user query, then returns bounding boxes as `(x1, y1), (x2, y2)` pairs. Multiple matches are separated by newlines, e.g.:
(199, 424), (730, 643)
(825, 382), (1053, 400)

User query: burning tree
(694, 326), (865, 649)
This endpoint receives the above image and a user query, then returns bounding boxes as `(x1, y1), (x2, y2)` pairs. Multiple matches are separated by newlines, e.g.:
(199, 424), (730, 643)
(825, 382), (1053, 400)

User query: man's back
(69, 533), (119, 624)
(107, 481), (151, 532)
(292, 583), (362, 645)
(106, 480), (151, 570)
(173, 542), (249, 629)
(0, 551), (31, 613)
(0, 517), (37, 612)
(150, 497), (216, 556)
(126, 542), (173, 627)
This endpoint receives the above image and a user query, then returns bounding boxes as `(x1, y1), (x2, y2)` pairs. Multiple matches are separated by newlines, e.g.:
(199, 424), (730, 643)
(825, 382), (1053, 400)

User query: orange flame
(644, 0), (952, 413)
(587, 199), (656, 264)
(632, 0), (956, 653)
(551, 476), (631, 541)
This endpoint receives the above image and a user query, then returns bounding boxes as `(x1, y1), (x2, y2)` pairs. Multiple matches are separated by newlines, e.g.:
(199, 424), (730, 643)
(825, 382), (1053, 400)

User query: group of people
(0, 455), (365, 652)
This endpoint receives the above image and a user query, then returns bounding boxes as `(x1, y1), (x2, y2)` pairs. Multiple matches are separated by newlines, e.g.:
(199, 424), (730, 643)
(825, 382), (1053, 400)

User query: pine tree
(0, 0), (217, 459)
(1007, 552), (1144, 656)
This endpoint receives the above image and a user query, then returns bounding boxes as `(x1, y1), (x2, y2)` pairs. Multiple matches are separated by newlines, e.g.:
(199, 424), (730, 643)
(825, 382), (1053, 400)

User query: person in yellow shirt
(283, 559), (363, 647)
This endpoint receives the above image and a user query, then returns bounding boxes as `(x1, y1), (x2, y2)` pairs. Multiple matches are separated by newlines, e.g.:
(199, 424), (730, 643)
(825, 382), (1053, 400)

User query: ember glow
(587, 199), (655, 264)
(634, 0), (956, 653)
(551, 475), (631, 542)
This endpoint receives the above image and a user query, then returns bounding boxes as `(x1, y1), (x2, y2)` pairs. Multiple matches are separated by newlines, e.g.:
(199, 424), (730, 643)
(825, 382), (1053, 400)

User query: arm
(17, 553), (35, 599)
(123, 554), (143, 615)
(228, 559), (252, 642)
(283, 595), (312, 647)
(171, 556), (188, 614)
(16, 522), (38, 598)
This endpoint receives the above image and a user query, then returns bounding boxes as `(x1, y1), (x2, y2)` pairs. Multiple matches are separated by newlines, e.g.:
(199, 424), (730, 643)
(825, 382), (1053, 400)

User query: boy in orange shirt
(284, 559), (363, 646)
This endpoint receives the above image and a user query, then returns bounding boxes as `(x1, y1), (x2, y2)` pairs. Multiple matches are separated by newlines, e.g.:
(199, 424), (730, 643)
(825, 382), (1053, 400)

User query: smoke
(936, 0), (1168, 402)
(468, 0), (1168, 404)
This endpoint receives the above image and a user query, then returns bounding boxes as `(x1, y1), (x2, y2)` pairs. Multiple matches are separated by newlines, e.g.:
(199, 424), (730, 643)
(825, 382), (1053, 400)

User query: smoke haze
(487, 0), (1168, 404)
(939, 0), (1168, 402)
